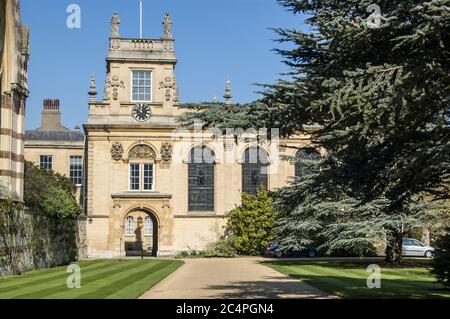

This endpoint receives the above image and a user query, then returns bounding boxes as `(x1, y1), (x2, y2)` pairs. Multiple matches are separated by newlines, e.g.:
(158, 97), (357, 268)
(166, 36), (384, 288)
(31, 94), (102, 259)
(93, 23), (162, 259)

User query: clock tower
(83, 12), (188, 258)
(87, 12), (179, 126)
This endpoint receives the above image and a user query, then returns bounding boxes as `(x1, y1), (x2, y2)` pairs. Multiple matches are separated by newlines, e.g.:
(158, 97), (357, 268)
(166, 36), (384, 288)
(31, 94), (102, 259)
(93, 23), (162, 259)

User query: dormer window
(131, 70), (152, 102)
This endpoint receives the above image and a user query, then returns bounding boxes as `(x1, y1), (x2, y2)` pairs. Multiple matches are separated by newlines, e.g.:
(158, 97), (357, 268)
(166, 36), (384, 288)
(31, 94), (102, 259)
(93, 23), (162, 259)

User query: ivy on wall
(0, 162), (83, 275)
(0, 199), (27, 275)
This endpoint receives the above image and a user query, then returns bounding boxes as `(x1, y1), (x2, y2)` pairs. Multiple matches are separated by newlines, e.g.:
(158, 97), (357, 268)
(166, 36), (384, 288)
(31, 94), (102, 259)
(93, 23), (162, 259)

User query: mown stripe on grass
(76, 260), (173, 299)
(9, 260), (145, 299)
(0, 260), (104, 287)
(41, 260), (168, 299)
(45, 261), (167, 299)
(106, 260), (183, 299)
(0, 260), (109, 294)
(284, 264), (357, 284)
(380, 268), (434, 281)
(3, 263), (119, 299)
(271, 263), (364, 297)
(266, 261), (450, 299)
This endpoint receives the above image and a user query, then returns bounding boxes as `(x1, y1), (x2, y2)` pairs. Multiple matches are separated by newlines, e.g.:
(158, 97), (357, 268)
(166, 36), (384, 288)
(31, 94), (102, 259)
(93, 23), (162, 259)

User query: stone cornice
(88, 101), (110, 107)
(24, 144), (84, 149)
(83, 123), (179, 133)
(173, 214), (226, 219)
(120, 101), (163, 107)
(107, 57), (178, 64)
(111, 192), (173, 199)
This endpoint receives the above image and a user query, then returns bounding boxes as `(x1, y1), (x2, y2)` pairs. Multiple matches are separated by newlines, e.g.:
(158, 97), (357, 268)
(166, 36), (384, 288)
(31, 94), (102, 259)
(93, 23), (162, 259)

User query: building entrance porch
(123, 209), (158, 257)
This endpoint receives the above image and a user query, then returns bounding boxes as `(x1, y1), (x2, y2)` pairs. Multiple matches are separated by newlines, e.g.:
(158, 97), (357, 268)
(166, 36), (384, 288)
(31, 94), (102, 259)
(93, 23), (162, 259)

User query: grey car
(402, 238), (435, 258)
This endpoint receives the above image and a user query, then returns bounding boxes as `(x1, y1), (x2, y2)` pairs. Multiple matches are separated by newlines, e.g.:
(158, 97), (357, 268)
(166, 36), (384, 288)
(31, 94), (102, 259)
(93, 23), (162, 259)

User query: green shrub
(431, 229), (450, 288)
(42, 186), (82, 219)
(24, 161), (81, 219)
(176, 251), (189, 258)
(203, 238), (237, 258)
(226, 187), (278, 255)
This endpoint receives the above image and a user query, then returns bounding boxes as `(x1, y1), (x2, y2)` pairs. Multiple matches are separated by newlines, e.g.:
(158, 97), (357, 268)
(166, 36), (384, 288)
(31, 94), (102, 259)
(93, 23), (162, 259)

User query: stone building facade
(84, 13), (318, 258)
(0, 0), (29, 201)
(24, 99), (84, 200)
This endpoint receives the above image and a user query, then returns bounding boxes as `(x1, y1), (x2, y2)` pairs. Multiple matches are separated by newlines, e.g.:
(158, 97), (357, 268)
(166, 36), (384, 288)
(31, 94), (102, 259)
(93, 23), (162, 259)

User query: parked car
(267, 243), (319, 258)
(402, 238), (435, 258)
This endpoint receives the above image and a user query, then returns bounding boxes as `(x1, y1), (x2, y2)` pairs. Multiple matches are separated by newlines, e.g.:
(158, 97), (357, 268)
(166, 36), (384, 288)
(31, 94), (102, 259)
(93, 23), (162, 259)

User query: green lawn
(0, 259), (183, 299)
(264, 259), (450, 299)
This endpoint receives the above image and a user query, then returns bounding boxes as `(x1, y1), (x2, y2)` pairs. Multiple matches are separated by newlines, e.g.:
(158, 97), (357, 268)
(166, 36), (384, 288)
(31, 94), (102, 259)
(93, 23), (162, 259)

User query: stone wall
(0, 209), (87, 276)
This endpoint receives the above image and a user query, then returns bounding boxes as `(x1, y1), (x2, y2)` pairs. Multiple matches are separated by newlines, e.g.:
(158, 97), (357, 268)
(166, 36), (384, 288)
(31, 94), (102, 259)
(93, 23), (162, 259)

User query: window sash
(143, 164), (153, 191)
(129, 164), (141, 191)
(125, 217), (134, 236)
(69, 156), (83, 185)
(129, 163), (154, 191)
(131, 70), (152, 102)
(144, 216), (152, 236)
(40, 155), (53, 170)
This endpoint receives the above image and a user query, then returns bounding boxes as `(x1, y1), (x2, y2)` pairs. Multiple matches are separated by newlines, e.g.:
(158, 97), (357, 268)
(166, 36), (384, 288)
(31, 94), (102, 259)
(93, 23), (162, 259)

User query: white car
(402, 238), (435, 258)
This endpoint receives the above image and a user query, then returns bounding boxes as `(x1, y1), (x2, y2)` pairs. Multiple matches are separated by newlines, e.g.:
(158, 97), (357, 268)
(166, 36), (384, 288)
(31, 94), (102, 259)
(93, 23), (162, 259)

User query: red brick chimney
(43, 99), (60, 110)
(38, 99), (67, 131)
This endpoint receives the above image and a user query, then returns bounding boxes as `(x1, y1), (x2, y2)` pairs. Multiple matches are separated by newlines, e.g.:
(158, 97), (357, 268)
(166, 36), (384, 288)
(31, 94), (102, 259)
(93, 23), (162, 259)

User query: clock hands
(139, 108), (148, 118)
(132, 104), (151, 121)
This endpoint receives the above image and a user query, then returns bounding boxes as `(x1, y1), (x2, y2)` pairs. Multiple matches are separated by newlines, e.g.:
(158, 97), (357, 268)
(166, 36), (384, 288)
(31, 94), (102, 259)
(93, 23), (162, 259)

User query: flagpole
(139, 0), (143, 38)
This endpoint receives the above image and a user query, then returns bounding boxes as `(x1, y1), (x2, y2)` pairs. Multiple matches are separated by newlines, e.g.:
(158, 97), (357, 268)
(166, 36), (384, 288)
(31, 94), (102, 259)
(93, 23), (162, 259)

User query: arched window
(125, 216), (134, 236)
(295, 149), (321, 177)
(188, 146), (215, 212)
(242, 147), (269, 194)
(144, 216), (153, 236)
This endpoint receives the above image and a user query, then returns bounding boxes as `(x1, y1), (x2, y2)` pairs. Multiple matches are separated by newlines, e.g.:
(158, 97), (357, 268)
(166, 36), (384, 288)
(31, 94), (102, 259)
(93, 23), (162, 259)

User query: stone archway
(123, 209), (158, 257)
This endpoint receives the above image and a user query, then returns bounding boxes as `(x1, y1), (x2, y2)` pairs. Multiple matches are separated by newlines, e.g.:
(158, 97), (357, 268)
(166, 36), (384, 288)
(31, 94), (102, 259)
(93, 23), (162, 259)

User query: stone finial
(89, 75), (97, 101)
(162, 12), (173, 39)
(224, 79), (233, 105)
(110, 12), (121, 38)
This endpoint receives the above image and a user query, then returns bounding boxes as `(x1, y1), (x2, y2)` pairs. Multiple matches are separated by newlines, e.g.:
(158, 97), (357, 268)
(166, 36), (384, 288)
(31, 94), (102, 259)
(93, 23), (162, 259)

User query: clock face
(132, 104), (151, 122)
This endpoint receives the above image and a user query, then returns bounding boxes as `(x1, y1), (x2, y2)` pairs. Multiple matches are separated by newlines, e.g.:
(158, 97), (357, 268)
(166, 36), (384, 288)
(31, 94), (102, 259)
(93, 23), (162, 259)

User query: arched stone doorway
(123, 209), (158, 257)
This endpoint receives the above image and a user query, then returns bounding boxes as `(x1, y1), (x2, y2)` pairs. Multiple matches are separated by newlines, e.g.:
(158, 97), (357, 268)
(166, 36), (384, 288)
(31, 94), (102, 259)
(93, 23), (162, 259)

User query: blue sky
(22, 0), (305, 130)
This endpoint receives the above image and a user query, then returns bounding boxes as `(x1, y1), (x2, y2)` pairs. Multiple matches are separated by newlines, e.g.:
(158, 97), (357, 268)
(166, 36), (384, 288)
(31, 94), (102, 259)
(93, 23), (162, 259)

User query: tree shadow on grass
(261, 260), (431, 269)
(260, 260), (449, 299)
(286, 274), (450, 299)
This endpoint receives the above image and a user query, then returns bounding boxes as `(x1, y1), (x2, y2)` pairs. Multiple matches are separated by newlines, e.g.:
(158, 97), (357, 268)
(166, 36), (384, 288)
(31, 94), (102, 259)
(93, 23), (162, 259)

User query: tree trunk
(421, 228), (431, 246)
(385, 231), (403, 264)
